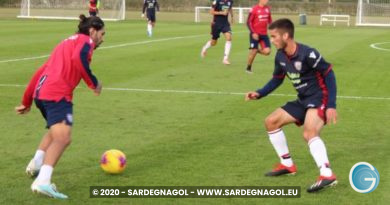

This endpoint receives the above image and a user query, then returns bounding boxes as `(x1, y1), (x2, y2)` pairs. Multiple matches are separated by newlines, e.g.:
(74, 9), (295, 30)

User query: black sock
(246, 65), (252, 70)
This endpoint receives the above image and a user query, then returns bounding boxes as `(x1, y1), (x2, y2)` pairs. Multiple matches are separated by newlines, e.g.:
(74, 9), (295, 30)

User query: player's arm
(210, 1), (228, 16)
(15, 65), (45, 114)
(74, 42), (101, 95)
(246, 9), (258, 40)
(142, 0), (147, 15)
(156, 0), (160, 12)
(246, 59), (285, 100)
(268, 7), (272, 24)
(229, 1), (234, 23)
(306, 48), (337, 123)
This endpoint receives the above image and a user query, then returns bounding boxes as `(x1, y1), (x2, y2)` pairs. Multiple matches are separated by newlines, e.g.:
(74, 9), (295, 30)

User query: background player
(142, 0), (160, 37)
(15, 14), (105, 199)
(245, 18), (338, 193)
(89, 0), (100, 17)
(201, 0), (234, 65)
(246, 0), (272, 73)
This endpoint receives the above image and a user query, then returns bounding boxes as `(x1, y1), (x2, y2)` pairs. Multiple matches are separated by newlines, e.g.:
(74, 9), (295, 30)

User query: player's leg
(304, 108), (337, 192)
(26, 99), (51, 177)
(146, 12), (155, 37)
(258, 35), (271, 56)
(31, 122), (71, 199)
(246, 34), (259, 73)
(89, 11), (96, 17)
(264, 106), (301, 176)
(26, 132), (52, 177)
(31, 99), (72, 199)
(265, 100), (307, 176)
(201, 24), (220, 58)
(222, 26), (232, 65)
(246, 49), (257, 73)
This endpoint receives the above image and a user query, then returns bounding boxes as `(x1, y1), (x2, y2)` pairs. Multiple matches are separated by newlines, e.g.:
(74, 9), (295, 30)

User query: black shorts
(249, 34), (271, 49)
(35, 98), (73, 129)
(89, 11), (97, 17)
(211, 22), (231, 40)
(147, 12), (156, 22)
(281, 93), (327, 126)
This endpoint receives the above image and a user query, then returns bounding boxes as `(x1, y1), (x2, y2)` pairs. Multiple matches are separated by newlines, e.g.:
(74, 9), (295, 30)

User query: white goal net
(195, 6), (251, 24)
(18, 0), (126, 21)
(356, 0), (390, 26)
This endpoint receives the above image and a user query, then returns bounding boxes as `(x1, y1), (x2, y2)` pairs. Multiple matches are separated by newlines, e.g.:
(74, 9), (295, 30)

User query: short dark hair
(268, 18), (294, 39)
(77, 14), (105, 35)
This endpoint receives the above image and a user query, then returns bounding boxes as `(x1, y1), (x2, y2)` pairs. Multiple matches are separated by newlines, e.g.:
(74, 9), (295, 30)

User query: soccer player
(89, 0), (100, 17)
(200, 0), (234, 65)
(15, 14), (105, 199)
(142, 0), (160, 37)
(245, 18), (338, 193)
(246, 0), (272, 73)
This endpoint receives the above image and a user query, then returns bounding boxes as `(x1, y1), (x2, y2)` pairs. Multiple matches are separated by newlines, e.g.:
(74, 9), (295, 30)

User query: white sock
(147, 24), (152, 36)
(308, 137), (333, 177)
(202, 40), (212, 52)
(223, 41), (232, 60)
(268, 129), (293, 167)
(35, 165), (53, 185)
(33, 150), (45, 168)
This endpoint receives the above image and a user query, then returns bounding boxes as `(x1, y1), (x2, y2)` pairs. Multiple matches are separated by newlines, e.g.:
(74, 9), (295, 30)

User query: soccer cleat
(222, 59), (231, 65)
(26, 159), (40, 178)
(31, 183), (68, 199)
(307, 174), (337, 193)
(246, 68), (253, 74)
(265, 163), (297, 176)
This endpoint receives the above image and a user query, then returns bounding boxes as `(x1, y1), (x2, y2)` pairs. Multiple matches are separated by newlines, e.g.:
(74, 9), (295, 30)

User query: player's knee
(303, 129), (318, 142)
(263, 48), (271, 56)
(264, 115), (280, 131)
(211, 40), (217, 46)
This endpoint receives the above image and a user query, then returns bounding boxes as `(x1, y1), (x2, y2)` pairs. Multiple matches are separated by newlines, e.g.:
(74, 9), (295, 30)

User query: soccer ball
(100, 149), (127, 174)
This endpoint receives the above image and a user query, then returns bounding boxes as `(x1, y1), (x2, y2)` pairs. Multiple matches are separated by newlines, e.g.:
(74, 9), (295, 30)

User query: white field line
(370, 42), (390, 51)
(1, 84), (389, 101)
(0, 31), (246, 64)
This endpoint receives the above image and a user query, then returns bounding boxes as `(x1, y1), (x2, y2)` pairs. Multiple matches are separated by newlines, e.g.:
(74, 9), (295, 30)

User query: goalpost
(195, 6), (251, 24)
(18, 0), (126, 21)
(356, 0), (390, 26)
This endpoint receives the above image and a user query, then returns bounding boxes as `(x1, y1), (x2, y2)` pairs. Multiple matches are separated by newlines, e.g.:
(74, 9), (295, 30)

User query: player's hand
(94, 82), (102, 96)
(326, 108), (337, 125)
(252, 33), (259, 40)
(245, 92), (260, 101)
(15, 105), (30, 115)
(220, 10), (228, 16)
(141, 13), (145, 18)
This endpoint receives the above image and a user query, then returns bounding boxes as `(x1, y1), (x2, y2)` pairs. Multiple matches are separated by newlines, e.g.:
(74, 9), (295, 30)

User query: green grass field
(0, 14), (389, 204)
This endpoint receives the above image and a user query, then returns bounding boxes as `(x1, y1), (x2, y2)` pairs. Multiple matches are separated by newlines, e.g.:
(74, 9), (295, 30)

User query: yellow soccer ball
(100, 149), (127, 174)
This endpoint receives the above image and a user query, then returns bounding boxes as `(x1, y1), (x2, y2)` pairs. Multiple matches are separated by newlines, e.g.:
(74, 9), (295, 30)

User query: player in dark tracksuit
(200, 0), (234, 65)
(142, 0), (160, 37)
(246, 18), (338, 193)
